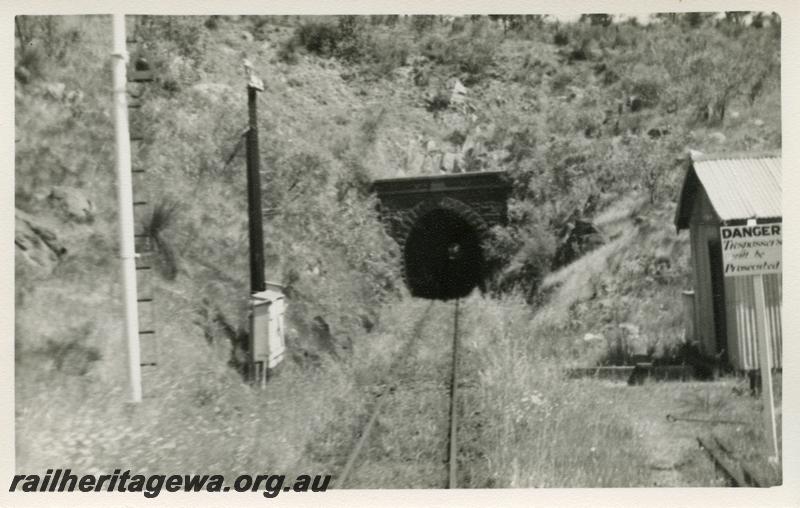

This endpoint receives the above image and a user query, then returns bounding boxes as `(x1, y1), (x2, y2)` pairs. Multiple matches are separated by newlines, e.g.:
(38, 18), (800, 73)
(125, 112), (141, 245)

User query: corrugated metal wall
(724, 273), (782, 370)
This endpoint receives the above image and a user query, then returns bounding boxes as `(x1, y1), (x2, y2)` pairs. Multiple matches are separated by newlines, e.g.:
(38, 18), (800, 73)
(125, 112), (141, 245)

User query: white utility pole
(112, 14), (142, 403)
(753, 272), (779, 462)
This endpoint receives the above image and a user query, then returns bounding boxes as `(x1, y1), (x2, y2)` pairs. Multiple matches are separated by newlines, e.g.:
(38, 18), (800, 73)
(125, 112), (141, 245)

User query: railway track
(696, 435), (765, 487)
(336, 298), (464, 488)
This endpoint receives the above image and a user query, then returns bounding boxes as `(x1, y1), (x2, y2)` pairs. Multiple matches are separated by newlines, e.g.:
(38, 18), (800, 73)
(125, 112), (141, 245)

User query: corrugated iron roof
(674, 153), (781, 229)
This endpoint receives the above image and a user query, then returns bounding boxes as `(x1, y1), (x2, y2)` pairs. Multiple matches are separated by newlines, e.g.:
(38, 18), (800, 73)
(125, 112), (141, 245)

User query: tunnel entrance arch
(372, 170), (512, 300)
(400, 198), (489, 300)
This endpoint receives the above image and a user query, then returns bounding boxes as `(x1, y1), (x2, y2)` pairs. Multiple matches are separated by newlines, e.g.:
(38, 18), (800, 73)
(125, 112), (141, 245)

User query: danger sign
(720, 224), (782, 277)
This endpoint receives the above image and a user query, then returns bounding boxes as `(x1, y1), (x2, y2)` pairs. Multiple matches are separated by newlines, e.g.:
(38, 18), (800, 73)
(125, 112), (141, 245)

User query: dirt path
(602, 380), (732, 487)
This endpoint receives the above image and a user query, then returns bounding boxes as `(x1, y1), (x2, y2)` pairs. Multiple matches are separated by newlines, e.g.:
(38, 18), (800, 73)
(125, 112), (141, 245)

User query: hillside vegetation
(15, 14), (780, 486)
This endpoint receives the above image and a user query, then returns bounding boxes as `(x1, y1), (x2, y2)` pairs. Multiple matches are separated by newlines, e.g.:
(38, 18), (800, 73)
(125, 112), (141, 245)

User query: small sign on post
(721, 222), (781, 463)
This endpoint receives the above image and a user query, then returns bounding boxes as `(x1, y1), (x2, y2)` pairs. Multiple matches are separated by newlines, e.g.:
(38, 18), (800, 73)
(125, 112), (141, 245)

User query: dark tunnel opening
(403, 208), (485, 300)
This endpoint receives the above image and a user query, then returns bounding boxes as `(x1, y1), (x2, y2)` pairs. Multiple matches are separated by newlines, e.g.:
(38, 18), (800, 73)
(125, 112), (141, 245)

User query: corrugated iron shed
(675, 152), (781, 230)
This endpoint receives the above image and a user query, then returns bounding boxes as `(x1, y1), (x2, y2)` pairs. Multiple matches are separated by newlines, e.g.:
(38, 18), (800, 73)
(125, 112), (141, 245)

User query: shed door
(708, 238), (727, 361)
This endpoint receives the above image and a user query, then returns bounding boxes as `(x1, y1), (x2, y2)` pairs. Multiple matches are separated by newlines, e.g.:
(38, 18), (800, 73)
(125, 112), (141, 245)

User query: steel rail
(337, 298), (464, 489)
(336, 302), (434, 488)
(447, 298), (461, 488)
(697, 436), (764, 487)
(337, 389), (391, 486)
(697, 436), (744, 487)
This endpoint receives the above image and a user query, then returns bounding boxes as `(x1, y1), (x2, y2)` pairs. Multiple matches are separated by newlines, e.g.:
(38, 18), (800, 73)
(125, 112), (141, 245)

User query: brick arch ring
(394, 197), (490, 249)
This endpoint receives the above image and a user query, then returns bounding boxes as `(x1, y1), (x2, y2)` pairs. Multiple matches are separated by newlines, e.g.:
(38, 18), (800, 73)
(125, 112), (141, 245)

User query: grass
(454, 293), (782, 488)
(14, 294), (438, 479)
(457, 294), (654, 487)
(16, 309), (357, 477)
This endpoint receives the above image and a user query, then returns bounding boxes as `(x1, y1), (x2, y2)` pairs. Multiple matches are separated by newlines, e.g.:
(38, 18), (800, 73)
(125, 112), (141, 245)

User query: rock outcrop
(48, 186), (95, 223)
(15, 210), (67, 272)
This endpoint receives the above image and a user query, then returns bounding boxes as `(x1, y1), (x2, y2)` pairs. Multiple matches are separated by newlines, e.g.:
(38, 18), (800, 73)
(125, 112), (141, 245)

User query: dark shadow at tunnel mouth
(403, 208), (486, 301)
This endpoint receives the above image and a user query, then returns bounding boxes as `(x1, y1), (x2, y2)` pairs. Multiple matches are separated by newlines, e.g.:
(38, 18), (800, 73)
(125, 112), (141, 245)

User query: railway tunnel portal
(373, 171), (512, 300)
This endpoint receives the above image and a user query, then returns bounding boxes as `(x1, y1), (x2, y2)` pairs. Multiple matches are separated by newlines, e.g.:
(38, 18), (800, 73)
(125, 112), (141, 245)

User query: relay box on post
(249, 281), (286, 386)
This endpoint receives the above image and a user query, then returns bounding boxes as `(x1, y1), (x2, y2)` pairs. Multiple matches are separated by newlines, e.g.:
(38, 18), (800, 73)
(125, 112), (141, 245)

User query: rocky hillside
(14, 14), (781, 476)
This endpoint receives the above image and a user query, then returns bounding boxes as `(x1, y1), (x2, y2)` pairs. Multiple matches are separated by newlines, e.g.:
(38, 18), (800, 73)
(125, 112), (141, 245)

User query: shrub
(160, 77), (181, 93)
(204, 16), (219, 30)
(568, 38), (594, 61)
(450, 17), (468, 34)
(484, 209), (557, 302)
(420, 32), (449, 63)
(141, 199), (180, 280)
(581, 14), (613, 27)
(425, 89), (450, 113)
(30, 323), (101, 376)
(138, 16), (208, 66)
(622, 64), (667, 110)
(458, 36), (498, 77)
(15, 16), (85, 83)
(369, 35), (410, 74)
(16, 16), (80, 64)
(249, 16), (274, 40)
(334, 16), (371, 63)
(15, 45), (44, 84)
(277, 38), (299, 64)
(420, 30), (499, 80)
(550, 69), (573, 93)
(294, 21), (340, 56)
(359, 106), (386, 145)
(553, 31), (569, 46)
(411, 15), (437, 35)
(504, 128), (539, 167)
(286, 17), (382, 66)
(445, 129), (467, 147)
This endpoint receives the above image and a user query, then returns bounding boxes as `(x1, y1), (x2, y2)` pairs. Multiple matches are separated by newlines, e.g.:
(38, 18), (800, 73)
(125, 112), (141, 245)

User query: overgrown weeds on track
(309, 300), (457, 488)
(457, 294), (653, 487)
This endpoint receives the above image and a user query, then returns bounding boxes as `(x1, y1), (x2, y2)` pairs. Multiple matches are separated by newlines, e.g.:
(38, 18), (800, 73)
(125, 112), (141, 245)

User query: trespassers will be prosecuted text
(9, 469), (331, 498)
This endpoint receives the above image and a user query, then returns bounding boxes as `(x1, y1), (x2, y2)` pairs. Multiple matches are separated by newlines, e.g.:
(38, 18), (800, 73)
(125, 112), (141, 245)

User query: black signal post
(246, 74), (266, 293)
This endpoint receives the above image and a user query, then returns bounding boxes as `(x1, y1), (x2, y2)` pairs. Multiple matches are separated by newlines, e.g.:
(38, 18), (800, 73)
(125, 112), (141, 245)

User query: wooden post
(112, 13), (142, 403)
(753, 273), (779, 462)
